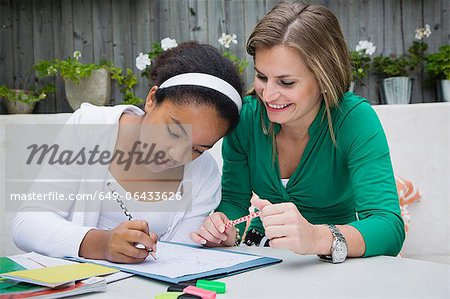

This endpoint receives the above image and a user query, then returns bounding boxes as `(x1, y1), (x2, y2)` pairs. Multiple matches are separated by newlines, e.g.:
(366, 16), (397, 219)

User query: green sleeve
(216, 98), (254, 234)
(338, 101), (405, 257)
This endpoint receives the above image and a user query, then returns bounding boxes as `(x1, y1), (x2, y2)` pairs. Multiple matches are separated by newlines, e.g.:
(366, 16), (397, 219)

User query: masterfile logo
(3, 124), (193, 213)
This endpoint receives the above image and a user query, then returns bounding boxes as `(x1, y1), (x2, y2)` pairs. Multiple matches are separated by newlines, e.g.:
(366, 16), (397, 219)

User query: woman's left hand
(251, 195), (320, 255)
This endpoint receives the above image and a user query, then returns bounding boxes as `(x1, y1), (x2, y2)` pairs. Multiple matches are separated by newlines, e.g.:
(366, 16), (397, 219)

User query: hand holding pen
(106, 183), (157, 262)
(105, 220), (158, 263)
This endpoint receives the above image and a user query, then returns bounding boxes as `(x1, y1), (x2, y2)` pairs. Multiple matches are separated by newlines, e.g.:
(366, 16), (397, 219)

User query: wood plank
(354, 0), (385, 104)
(111, 0), (133, 104)
(383, 0), (404, 54)
(72, 0), (94, 65)
(33, 0), (56, 113)
(67, 0), (93, 109)
(11, 0), (35, 112)
(158, 0), (171, 41)
(243, 0), (266, 91)
(180, 0), (192, 42)
(158, 0), (190, 43)
(149, 0), (161, 42)
(52, 0), (73, 112)
(188, 0), (208, 42)
(92, 0), (113, 105)
(1, 0), (448, 111)
(131, 0), (152, 103)
(423, 0), (447, 102)
(0, 0), (13, 113)
(401, 0), (423, 103)
(264, 0), (279, 12)
(92, 0), (113, 62)
(439, 0), (450, 45)
(224, 0), (248, 88)
(206, 0), (225, 45)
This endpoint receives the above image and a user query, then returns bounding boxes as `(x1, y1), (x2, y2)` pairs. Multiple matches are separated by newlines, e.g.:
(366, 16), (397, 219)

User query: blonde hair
(247, 1), (351, 144)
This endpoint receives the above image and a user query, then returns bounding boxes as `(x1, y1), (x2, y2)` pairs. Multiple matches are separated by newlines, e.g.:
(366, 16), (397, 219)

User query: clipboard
(67, 242), (282, 284)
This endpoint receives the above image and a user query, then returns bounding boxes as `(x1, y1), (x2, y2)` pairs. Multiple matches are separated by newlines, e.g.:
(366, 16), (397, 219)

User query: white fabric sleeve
(12, 212), (95, 258)
(168, 152), (221, 244)
(12, 108), (96, 258)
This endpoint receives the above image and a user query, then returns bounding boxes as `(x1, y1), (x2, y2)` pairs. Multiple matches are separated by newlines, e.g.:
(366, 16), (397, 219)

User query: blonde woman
(191, 1), (404, 262)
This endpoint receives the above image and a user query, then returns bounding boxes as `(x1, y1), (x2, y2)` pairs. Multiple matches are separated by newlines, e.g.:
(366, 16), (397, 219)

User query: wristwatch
(318, 224), (348, 264)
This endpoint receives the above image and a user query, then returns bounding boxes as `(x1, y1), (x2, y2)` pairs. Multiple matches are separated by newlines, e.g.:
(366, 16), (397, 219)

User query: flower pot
(380, 77), (414, 105)
(1, 90), (36, 114)
(64, 68), (111, 110)
(3, 99), (35, 114)
(437, 79), (450, 102)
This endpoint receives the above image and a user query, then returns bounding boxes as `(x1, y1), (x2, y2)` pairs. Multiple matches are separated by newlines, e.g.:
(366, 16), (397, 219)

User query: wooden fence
(0, 0), (449, 113)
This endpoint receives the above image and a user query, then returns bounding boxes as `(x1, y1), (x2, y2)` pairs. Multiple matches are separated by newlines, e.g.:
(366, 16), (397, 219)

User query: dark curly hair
(149, 41), (243, 132)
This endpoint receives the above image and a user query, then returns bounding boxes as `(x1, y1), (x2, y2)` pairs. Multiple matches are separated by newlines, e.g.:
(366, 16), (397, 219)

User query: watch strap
(327, 224), (346, 242)
(318, 224), (348, 263)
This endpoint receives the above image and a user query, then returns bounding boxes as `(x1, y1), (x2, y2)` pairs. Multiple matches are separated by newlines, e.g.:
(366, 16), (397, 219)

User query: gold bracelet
(234, 228), (242, 246)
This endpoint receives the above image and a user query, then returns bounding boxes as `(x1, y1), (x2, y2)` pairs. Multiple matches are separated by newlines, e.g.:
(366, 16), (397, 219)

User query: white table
(81, 247), (450, 299)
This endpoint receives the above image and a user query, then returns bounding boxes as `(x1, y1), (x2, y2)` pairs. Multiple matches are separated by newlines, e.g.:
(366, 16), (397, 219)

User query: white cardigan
(12, 103), (221, 258)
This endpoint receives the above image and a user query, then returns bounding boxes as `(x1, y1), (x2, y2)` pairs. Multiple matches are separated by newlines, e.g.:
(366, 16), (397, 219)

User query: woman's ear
(144, 86), (159, 113)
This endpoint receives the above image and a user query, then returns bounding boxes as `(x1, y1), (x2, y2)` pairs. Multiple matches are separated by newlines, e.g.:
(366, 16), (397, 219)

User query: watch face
(332, 240), (348, 263)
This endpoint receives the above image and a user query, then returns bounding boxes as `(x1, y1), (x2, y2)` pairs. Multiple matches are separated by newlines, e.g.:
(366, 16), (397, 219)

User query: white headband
(159, 73), (242, 112)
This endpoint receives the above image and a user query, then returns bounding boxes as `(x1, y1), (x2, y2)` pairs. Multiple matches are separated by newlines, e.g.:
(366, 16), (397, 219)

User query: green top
(217, 93), (405, 257)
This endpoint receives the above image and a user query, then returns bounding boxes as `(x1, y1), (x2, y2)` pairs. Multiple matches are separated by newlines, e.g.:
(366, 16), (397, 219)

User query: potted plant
(0, 84), (54, 114)
(425, 45), (450, 102)
(373, 25), (431, 104)
(34, 51), (143, 110)
(349, 40), (376, 92)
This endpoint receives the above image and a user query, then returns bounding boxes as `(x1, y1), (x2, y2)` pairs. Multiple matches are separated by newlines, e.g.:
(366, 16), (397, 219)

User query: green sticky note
(154, 291), (183, 299)
(196, 279), (226, 294)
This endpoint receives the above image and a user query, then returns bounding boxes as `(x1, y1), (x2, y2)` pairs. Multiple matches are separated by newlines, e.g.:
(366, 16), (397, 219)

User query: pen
(107, 183), (157, 260)
(225, 211), (261, 229)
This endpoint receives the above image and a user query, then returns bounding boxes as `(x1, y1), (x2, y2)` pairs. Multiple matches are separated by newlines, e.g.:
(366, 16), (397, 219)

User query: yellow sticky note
(1, 263), (118, 288)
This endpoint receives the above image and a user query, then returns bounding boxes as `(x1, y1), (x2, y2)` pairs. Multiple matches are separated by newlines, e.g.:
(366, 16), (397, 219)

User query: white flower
(135, 52), (151, 71)
(355, 40), (376, 56)
(161, 37), (178, 51)
(218, 33), (238, 49)
(73, 51), (82, 60)
(415, 24), (431, 40)
(47, 66), (57, 75)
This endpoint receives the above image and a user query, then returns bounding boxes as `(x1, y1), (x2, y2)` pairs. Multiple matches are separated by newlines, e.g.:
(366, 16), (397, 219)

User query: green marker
(196, 280), (226, 294)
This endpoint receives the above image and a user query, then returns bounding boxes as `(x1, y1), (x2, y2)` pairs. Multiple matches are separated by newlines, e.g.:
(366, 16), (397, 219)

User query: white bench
(1, 103), (449, 264)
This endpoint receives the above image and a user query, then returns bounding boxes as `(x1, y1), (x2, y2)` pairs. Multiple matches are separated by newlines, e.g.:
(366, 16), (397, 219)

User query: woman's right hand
(190, 212), (237, 247)
(105, 220), (158, 263)
(80, 220), (157, 264)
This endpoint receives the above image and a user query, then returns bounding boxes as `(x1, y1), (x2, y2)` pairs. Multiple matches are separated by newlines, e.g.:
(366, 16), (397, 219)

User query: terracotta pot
(64, 68), (111, 110)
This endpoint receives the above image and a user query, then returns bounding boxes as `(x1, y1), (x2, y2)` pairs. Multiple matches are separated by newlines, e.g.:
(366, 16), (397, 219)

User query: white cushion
(373, 103), (450, 260)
